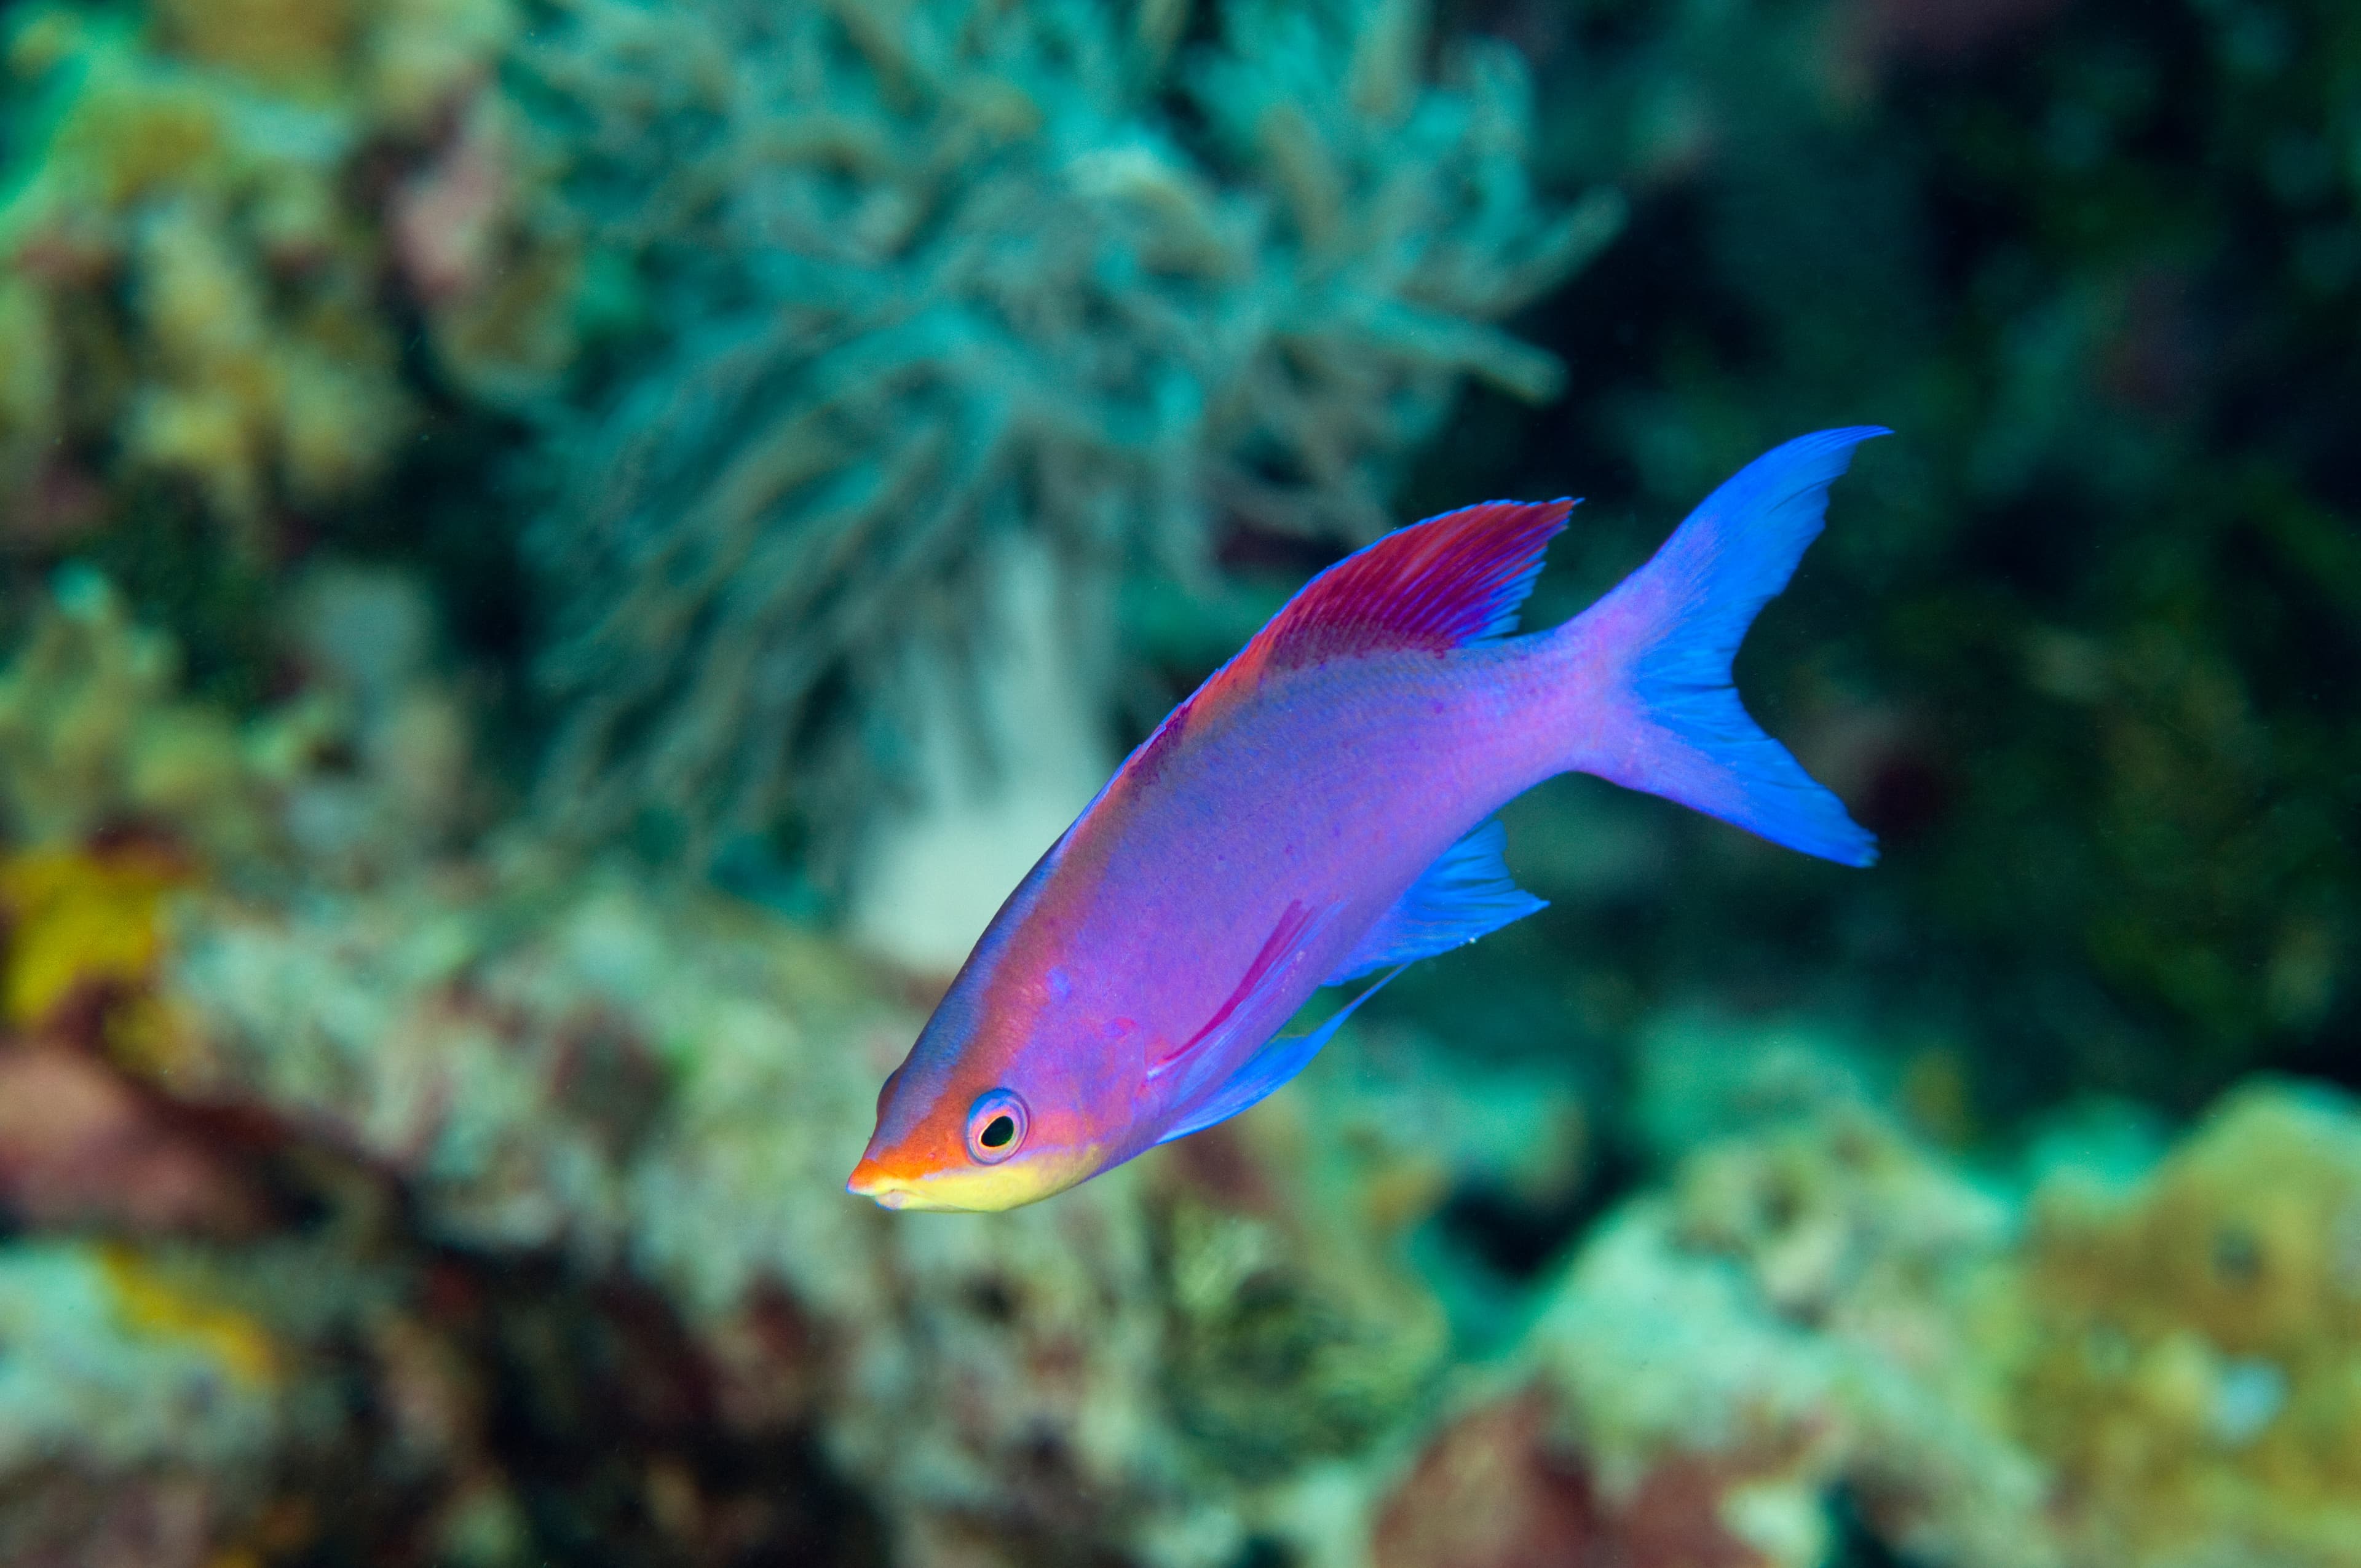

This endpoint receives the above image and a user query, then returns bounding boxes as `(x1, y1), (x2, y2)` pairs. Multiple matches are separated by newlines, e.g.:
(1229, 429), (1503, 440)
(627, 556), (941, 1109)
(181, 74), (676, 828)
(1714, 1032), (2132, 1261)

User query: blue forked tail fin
(1556, 427), (1885, 866)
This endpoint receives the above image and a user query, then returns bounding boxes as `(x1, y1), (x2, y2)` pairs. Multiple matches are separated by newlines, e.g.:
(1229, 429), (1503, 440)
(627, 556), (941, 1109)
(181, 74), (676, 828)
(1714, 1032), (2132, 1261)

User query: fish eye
(876, 1066), (902, 1120)
(965, 1089), (1029, 1165)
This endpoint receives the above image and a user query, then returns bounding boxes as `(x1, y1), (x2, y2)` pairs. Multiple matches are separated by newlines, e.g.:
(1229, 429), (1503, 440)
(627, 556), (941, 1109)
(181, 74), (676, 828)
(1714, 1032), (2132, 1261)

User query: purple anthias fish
(848, 428), (1884, 1211)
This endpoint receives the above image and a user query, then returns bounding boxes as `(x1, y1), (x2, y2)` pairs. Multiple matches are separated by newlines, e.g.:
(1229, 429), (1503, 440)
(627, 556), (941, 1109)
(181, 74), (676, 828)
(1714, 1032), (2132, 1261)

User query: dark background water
(1366, 0), (2361, 1127)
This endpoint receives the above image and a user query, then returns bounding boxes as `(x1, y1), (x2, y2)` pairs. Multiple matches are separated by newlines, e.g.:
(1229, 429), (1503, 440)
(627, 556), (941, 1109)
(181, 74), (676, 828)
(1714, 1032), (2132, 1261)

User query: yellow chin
(846, 1149), (1096, 1212)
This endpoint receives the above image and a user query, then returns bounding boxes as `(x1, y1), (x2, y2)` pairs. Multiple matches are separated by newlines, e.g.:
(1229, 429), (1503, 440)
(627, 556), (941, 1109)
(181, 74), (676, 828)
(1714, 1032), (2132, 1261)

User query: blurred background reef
(2, 0), (2360, 1565)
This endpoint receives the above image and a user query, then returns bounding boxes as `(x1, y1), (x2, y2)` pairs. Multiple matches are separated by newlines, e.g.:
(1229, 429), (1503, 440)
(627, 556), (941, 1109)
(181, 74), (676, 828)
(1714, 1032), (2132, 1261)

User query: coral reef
(137, 855), (1462, 1565)
(0, 1241), (287, 1568)
(1152, 1118), (1452, 1482)
(0, 565), (263, 857)
(1436, 1040), (2044, 1568)
(0, 0), (570, 554)
(1374, 1032), (2361, 1568)
(521, 0), (1620, 881)
(0, 563), (480, 882)
(10, 761), (2361, 1568)
(6, 1), (2361, 1564)
(2012, 1080), (2361, 1566)
(0, 518), (1478, 1567)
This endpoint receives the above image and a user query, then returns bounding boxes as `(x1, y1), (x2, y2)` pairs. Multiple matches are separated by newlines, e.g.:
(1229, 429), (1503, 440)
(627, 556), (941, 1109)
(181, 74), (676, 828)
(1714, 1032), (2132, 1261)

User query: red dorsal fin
(1236, 498), (1575, 673)
(1113, 499), (1575, 790)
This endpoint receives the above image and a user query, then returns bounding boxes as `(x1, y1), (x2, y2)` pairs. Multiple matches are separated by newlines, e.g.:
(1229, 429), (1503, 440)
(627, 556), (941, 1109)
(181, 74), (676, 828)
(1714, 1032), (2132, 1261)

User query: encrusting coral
(522, 0), (1621, 872)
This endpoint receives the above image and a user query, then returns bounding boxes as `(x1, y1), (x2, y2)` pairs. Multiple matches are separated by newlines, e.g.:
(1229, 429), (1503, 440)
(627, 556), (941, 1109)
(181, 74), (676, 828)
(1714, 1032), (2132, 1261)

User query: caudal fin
(1557, 428), (1884, 866)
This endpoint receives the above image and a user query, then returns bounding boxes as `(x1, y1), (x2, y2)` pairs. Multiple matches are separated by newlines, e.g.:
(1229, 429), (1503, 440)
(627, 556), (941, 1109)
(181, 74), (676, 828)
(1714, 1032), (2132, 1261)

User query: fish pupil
(980, 1114), (1016, 1149)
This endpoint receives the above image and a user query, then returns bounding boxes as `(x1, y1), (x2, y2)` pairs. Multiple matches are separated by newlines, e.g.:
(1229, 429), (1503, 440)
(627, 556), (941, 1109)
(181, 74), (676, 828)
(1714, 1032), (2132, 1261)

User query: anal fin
(1326, 820), (1545, 985)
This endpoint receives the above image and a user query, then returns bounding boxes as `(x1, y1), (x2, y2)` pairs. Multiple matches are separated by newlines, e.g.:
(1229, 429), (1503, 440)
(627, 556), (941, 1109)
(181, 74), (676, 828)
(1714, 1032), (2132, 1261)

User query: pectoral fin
(1158, 967), (1406, 1145)
(1148, 900), (1338, 1082)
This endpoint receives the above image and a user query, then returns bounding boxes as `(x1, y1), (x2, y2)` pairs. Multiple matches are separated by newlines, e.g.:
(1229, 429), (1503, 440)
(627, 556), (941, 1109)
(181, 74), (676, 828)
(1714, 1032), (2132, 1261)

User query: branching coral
(0, 6), (407, 547)
(521, 0), (1619, 858)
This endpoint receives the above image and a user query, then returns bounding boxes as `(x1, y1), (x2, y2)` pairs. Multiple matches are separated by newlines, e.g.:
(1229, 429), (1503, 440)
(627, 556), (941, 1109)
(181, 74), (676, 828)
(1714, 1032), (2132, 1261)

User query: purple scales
(850, 428), (1886, 1211)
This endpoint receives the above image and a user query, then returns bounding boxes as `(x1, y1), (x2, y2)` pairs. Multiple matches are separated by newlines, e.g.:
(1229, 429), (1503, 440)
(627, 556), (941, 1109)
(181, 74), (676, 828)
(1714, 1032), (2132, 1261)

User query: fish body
(849, 429), (1884, 1211)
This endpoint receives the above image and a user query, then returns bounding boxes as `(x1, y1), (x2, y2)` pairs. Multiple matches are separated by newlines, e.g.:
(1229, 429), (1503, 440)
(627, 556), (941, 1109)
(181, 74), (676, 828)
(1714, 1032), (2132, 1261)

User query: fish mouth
(845, 1157), (900, 1205)
(848, 1147), (1093, 1213)
(846, 1157), (927, 1210)
(845, 1157), (1014, 1213)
